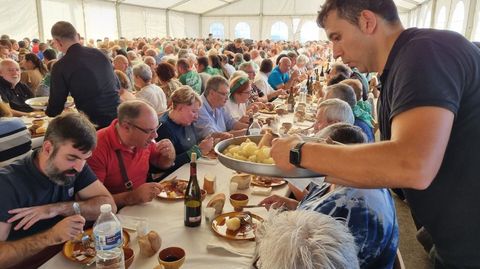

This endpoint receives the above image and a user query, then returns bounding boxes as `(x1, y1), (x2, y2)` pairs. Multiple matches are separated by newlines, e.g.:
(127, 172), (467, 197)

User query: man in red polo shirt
(88, 100), (175, 208)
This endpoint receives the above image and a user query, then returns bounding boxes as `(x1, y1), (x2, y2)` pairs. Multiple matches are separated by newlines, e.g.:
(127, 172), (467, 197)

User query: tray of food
(214, 135), (322, 178)
(251, 175), (287, 187)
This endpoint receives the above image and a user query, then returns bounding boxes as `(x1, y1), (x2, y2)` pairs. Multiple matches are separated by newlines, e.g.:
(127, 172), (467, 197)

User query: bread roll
(207, 193), (225, 214)
(35, 125), (47, 134)
(231, 174), (251, 190)
(138, 231), (162, 257)
(258, 131), (273, 148)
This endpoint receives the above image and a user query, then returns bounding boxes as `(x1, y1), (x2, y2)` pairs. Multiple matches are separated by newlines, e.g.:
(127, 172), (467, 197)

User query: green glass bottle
(184, 152), (202, 227)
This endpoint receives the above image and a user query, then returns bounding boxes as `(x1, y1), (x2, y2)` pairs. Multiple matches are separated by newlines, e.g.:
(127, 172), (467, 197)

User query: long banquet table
(40, 158), (289, 269)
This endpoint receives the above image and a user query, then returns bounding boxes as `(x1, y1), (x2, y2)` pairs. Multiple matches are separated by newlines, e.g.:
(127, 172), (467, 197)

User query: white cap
(100, 204), (112, 213)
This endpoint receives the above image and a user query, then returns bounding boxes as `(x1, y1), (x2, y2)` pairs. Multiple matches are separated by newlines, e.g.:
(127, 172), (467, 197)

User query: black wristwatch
(290, 142), (306, 168)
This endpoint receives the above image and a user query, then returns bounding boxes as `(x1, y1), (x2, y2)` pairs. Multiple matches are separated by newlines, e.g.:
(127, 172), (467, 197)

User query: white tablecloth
(40, 160), (289, 269)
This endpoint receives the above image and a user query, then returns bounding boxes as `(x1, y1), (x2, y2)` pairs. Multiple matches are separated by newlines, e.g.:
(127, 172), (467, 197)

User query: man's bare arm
(0, 216), (85, 268)
(302, 106), (454, 189)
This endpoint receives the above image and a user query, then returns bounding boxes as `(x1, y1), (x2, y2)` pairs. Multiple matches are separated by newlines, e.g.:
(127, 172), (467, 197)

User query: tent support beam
(115, 1), (123, 38)
(430, 0), (437, 28)
(81, 0), (87, 40)
(166, 9), (170, 37)
(35, 0), (44, 40)
(465, 0), (477, 39)
(259, 0), (263, 40)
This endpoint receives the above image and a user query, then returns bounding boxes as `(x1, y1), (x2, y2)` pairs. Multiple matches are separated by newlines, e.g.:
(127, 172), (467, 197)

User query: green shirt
(179, 70), (202, 94)
(204, 66), (223, 77)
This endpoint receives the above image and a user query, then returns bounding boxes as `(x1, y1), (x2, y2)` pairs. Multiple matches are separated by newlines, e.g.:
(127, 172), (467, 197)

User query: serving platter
(25, 96), (74, 110)
(215, 135), (322, 178)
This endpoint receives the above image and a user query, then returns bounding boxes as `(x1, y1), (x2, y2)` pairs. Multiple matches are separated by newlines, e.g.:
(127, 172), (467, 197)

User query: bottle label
(95, 230), (122, 250)
(188, 216), (202, 222)
(249, 129), (260, 135)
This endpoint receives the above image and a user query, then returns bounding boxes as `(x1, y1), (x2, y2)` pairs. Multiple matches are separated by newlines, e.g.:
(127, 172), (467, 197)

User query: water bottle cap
(100, 204), (112, 213)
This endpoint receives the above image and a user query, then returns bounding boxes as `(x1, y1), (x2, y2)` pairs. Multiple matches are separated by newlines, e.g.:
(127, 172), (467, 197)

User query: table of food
(39, 158), (290, 269)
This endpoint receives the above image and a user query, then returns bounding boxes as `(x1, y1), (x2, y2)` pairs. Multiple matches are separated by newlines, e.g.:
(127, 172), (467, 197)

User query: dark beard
(45, 161), (78, 186)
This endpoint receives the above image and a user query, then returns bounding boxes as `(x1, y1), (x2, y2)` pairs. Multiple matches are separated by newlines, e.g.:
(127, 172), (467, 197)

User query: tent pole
(259, 0), (263, 40)
(35, 0), (44, 41)
(81, 0), (87, 41)
(429, 0), (437, 28)
(166, 9), (170, 37)
(115, 1), (122, 38)
(465, 0), (477, 39)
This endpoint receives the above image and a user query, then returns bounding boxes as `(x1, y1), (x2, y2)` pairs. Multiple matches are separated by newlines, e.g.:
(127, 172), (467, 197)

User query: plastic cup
(204, 207), (216, 223)
(230, 182), (238, 194)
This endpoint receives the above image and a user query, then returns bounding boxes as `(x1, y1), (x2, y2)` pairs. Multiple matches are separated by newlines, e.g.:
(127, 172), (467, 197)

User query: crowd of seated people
(0, 22), (388, 268)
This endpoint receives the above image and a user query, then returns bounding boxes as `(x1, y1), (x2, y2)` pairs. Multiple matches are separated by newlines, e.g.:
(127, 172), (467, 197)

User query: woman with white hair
(293, 54), (310, 81)
(259, 123), (399, 269)
(253, 210), (359, 269)
(133, 63), (167, 115)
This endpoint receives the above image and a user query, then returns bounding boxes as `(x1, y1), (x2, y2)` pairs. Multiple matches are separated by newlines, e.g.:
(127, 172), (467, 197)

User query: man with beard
(87, 100), (176, 208)
(0, 112), (116, 268)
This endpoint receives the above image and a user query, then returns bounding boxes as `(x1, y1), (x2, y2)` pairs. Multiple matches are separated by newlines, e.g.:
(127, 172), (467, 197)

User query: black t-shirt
(0, 77), (34, 112)
(379, 28), (480, 267)
(0, 150), (97, 241)
(46, 44), (120, 129)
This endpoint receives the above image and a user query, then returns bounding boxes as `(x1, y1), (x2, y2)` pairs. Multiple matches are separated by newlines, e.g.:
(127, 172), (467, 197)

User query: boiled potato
(223, 138), (275, 164)
(226, 217), (241, 231)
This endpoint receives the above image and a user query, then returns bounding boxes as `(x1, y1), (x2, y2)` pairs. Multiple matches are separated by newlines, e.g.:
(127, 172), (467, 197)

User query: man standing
(271, 1), (480, 268)
(46, 21), (120, 129)
(0, 112), (116, 268)
(87, 100), (175, 208)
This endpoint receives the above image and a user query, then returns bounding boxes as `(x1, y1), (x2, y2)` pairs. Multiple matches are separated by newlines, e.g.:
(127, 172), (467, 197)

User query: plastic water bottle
(248, 119), (261, 136)
(93, 204), (125, 269)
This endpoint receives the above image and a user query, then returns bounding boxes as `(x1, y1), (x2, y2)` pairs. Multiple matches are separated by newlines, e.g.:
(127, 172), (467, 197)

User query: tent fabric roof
(109, 0), (425, 14)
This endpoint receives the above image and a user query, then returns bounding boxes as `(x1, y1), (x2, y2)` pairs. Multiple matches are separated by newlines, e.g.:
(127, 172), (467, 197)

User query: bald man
(0, 59), (34, 116)
(267, 57), (299, 91)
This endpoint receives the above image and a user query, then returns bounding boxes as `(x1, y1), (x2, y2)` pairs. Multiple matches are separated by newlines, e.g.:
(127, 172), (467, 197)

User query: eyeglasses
(214, 90), (229, 98)
(128, 122), (162, 135)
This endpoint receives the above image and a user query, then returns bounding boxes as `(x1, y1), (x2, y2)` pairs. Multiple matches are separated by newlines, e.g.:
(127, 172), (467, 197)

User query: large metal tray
(214, 135), (322, 178)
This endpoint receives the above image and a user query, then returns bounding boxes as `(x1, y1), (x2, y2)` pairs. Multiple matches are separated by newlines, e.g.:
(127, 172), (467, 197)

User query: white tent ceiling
(107, 0), (425, 14)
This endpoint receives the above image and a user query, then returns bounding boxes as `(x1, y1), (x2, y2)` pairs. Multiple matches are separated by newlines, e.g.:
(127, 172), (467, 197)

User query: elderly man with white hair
(267, 57), (299, 91)
(133, 63), (167, 115)
(253, 210), (359, 269)
(0, 59), (34, 116)
(113, 55), (134, 91)
(313, 98), (354, 133)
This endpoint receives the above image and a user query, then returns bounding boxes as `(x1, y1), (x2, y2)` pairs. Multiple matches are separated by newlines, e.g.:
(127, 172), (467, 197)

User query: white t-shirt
(136, 84), (167, 114)
(224, 99), (246, 120)
(254, 72), (275, 96)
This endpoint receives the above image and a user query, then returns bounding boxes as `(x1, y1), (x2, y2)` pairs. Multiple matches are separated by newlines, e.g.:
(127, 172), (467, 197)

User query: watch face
(290, 149), (301, 166)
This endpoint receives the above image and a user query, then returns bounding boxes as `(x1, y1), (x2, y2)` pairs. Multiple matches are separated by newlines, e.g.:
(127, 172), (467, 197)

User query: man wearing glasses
(195, 76), (249, 140)
(88, 100), (175, 208)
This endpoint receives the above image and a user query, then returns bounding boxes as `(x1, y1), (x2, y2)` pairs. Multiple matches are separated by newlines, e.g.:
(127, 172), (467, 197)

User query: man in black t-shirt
(0, 113), (115, 268)
(46, 21), (120, 129)
(270, 1), (480, 268)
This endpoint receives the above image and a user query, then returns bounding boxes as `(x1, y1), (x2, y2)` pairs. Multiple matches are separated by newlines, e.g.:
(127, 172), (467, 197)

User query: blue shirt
(194, 95), (236, 139)
(267, 66), (290, 89)
(298, 183), (398, 269)
(354, 117), (375, 142)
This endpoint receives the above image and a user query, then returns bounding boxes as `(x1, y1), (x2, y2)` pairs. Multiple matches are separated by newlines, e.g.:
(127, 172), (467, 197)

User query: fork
(72, 202), (90, 247)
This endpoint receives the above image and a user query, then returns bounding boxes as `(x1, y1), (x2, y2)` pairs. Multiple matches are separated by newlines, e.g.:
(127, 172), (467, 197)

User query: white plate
(25, 96), (74, 110)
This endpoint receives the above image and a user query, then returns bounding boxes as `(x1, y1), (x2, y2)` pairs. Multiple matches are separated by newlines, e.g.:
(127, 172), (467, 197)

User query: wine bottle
(287, 89), (295, 113)
(184, 152), (202, 227)
(306, 76), (312, 95)
(319, 66), (324, 80)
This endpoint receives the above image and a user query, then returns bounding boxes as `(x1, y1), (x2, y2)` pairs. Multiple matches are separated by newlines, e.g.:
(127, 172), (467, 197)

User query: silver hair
(204, 75), (228, 96)
(297, 54), (309, 65)
(254, 210), (359, 269)
(238, 61), (255, 72)
(317, 98), (354, 125)
(230, 70), (248, 81)
(316, 122), (367, 144)
(325, 84), (357, 108)
(132, 63), (152, 82)
(143, 55), (156, 66)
